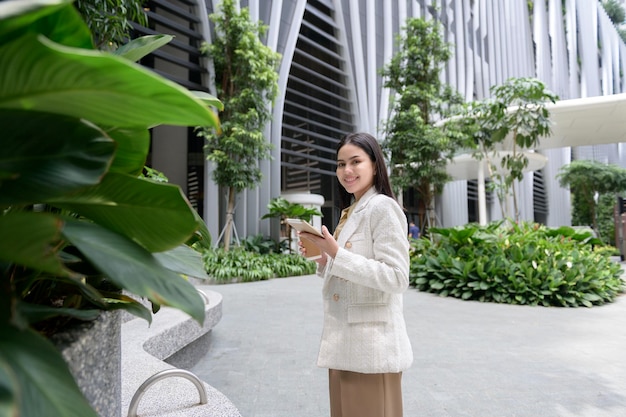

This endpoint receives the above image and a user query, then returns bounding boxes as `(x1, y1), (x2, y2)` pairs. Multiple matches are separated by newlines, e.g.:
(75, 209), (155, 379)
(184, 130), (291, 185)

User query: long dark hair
(336, 132), (395, 209)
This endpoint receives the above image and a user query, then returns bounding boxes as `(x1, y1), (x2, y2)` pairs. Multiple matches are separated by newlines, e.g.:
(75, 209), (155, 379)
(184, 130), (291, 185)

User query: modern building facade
(138, 0), (626, 242)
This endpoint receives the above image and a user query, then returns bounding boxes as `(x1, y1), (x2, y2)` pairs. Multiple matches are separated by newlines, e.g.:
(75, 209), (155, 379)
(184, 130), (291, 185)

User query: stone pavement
(192, 275), (626, 417)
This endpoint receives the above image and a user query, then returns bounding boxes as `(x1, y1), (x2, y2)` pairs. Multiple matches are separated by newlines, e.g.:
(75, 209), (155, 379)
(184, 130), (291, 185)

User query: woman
(299, 132), (413, 417)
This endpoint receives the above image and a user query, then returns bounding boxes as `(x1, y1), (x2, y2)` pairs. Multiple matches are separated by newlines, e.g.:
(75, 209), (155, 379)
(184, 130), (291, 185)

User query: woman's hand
(298, 237), (327, 267)
(299, 226), (339, 265)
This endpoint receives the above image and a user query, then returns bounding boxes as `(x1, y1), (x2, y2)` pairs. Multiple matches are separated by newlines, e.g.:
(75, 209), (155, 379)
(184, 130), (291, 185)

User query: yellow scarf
(333, 203), (356, 239)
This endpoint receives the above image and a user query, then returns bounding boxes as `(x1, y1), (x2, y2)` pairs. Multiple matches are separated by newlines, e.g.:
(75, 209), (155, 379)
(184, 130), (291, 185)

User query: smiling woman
(298, 132), (413, 417)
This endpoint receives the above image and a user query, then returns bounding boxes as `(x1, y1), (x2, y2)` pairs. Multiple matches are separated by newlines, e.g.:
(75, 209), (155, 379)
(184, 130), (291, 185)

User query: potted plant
(261, 197), (322, 254)
(0, 1), (222, 416)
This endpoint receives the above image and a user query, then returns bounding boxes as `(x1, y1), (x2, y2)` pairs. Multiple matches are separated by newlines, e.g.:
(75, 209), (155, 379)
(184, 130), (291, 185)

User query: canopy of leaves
(558, 159), (626, 196)
(381, 18), (465, 204)
(74, 0), (147, 49)
(603, 0), (626, 25)
(558, 160), (626, 237)
(451, 77), (557, 220)
(471, 77), (558, 151)
(200, 0), (280, 192)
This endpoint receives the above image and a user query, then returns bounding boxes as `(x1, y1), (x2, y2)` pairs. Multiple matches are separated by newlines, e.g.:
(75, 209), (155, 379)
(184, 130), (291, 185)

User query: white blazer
(317, 187), (413, 374)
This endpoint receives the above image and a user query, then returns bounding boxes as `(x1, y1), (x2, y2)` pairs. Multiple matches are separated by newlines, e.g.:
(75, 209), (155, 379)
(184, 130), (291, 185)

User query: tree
(602, 0), (626, 43)
(198, 0), (281, 250)
(603, 0), (626, 25)
(459, 77), (557, 222)
(557, 160), (626, 237)
(381, 17), (465, 231)
(74, 0), (147, 49)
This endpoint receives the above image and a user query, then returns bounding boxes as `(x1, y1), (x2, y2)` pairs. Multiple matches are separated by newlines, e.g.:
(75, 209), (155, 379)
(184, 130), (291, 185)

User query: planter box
(50, 311), (121, 417)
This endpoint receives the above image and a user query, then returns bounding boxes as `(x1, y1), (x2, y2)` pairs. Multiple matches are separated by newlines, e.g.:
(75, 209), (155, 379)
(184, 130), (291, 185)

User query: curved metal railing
(197, 289), (209, 305)
(127, 369), (208, 417)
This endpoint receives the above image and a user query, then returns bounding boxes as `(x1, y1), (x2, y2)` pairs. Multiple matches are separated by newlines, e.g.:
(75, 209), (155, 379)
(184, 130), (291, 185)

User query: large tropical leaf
(0, 33), (220, 129)
(113, 34), (173, 62)
(192, 90), (225, 111)
(0, 360), (18, 417)
(0, 212), (69, 277)
(105, 127), (150, 176)
(62, 220), (205, 323)
(97, 291), (153, 323)
(50, 173), (199, 252)
(16, 304), (100, 325)
(0, 324), (99, 417)
(188, 206), (213, 250)
(0, 110), (114, 206)
(154, 245), (210, 280)
(0, 0), (90, 49)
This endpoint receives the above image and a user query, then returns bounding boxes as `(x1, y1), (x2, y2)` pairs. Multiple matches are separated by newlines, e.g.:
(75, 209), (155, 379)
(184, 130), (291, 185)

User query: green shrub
(240, 234), (289, 255)
(201, 248), (316, 283)
(597, 193), (617, 246)
(410, 222), (624, 307)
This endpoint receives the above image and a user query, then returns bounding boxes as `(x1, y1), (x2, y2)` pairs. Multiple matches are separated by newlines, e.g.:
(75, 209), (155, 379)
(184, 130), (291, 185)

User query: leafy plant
(597, 193), (617, 247)
(457, 78), (558, 222)
(201, 248), (316, 283)
(261, 197), (322, 254)
(603, 0), (626, 26)
(198, 0), (281, 250)
(410, 222), (624, 307)
(0, 1), (221, 416)
(142, 166), (170, 183)
(557, 159), (626, 238)
(74, 0), (147, 49)
(381, 17), (466, 231)
(240, 234), (288, 255)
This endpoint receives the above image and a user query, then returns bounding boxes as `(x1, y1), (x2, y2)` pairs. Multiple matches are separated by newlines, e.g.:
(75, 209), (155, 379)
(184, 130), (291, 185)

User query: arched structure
(142, 0), (626, 241)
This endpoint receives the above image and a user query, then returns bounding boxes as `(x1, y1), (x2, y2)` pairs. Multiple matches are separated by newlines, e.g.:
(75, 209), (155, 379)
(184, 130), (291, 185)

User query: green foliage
(410, 222), (624, 307)
(199, 0), (280, 192)
(558, 160), (626, 235)
(74, 0), (147, 49)
(456, 77), (557, 221)
(572, 193), (618, 246)
(240, 234), (289, 255)
(261, 196), (322, 254)
(602, 0), (626, 25)
(141, 166), (169, 183)
(262, 197), (322, 222)
(0, 2), (220, 415)
(381, 17), (465, 228)
(571, 193), (593, 227)
(597, 193), (617, 246)
(197, 0), (281, 250)
(201, 248), (316, 283)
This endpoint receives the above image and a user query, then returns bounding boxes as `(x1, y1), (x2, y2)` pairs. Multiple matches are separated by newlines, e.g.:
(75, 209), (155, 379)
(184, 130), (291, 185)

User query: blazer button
(333, 293), (340, 302)
(345, 242), (352, 249)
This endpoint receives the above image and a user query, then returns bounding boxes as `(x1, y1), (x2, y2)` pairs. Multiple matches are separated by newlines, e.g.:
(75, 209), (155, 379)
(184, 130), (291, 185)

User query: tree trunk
(223, 187), (236, 251)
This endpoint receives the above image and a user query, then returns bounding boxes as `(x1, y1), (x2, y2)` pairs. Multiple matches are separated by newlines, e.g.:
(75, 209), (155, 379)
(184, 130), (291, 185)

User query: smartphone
(286, 218), (323, 260)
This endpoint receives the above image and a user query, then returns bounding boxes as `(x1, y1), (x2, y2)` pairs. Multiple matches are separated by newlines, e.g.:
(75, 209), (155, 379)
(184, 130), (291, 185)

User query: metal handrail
(197, 289), (209, 305)
(127, 369), (208, 417)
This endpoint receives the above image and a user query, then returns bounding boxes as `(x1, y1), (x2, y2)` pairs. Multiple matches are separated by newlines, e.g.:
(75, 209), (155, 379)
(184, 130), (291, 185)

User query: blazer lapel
(322, 187), (378, 287)
(336, 187), (377, 247)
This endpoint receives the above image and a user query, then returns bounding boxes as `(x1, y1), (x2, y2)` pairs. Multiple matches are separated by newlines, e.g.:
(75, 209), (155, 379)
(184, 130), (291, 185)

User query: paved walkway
(193, 275), (626, 417)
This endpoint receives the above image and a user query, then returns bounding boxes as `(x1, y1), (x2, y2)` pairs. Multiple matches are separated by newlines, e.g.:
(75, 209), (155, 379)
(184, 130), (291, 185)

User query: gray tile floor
(193, 274), (626, 417)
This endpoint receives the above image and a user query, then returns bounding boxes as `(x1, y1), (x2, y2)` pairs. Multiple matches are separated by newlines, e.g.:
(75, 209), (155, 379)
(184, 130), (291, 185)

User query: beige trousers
(328, 369), (403, 417)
